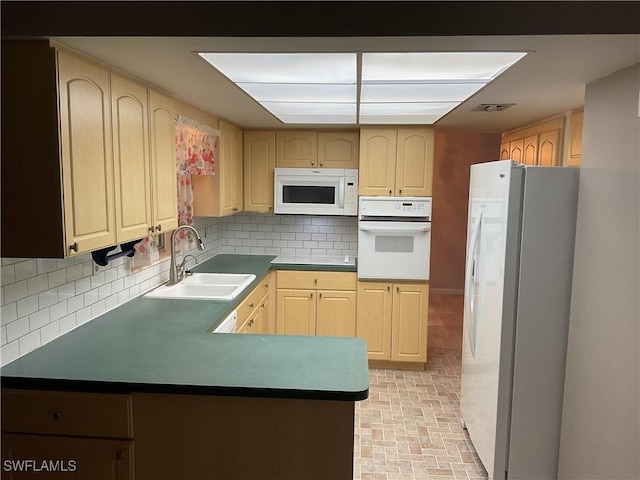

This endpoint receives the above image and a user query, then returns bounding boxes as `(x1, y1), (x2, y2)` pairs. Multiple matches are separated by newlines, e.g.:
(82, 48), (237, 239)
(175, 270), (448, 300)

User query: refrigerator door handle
(465, 210), (482, 357)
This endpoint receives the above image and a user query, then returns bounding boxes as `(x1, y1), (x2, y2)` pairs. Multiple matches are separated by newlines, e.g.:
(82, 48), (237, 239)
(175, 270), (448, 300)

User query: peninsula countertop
(1, 255), (368, 401)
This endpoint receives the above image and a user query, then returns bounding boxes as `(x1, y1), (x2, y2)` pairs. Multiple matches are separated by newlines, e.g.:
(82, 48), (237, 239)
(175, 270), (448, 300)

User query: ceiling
(51, 34), (639, 133)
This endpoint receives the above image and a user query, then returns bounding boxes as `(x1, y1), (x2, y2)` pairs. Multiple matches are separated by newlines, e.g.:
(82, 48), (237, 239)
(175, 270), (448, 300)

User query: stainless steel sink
(144, 273), (256, 300)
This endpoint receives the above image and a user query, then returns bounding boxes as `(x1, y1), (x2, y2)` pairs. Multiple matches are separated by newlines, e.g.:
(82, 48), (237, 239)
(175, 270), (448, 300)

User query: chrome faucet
(168, 225), (205, 286)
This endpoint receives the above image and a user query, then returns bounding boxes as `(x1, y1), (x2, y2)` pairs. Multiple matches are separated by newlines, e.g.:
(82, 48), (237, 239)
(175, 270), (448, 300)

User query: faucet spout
(167, 225), (205, 286)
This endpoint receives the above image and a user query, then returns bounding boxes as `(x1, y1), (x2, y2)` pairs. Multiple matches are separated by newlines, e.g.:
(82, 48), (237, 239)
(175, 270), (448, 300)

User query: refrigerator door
(461, 160), (524, 480)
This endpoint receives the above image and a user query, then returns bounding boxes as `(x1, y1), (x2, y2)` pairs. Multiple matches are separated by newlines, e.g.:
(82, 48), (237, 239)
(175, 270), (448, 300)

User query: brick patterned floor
(353, 350), (488, 479)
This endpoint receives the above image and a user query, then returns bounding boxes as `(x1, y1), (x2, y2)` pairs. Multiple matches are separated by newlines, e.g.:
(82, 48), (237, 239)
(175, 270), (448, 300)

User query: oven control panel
(359, 196), (432, 219)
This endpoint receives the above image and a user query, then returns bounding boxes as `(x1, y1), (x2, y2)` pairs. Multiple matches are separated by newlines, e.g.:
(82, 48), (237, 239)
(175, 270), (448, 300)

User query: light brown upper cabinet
(193, 120), (243, 217)
(2, 41), (116, 258)
(501, 117), (565, 167)
(317, 131), (359, 169)
(148, 90), (179, 234)
(275, 130), (359, 169)
(567, 110), (583, 167)
(244, 131), (276, 213)
(276, 131), (318, 168)
(359, 127), (434, 197)
(2, 40), (179, 258)
(111, 74), (178, 243)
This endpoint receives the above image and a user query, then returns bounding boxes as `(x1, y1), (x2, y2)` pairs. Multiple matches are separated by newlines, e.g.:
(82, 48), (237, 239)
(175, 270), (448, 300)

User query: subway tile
(76, 306), (93, 326)
(17, 295), (39, 319)
(29, 309), (50, 331)
(129, 284), (140, 298)
(265, 232), (281, 240)
(105, 294), (119, 312)
(83, 289), (100, 307)
(235, 247), (251, 254)
(280, 248), (296, 256)
(312, 233), (327, 241)
(48, 269), (67, 288)
(91, 300), (106, 318)
(0, 326), (6, 345)
(327, 234), (342, 242)
(111, 278), (124, 293)
(242, 224), (258, 232)
(5, 280), (29, 303)
(287, 241), (303, 248)
(220, 246), (235, 254)
(296, 233), (311, 241)
(59, 313), (78, 334)
(104, 268), (118, 283)
(7, 317), (30, 341)
(56, 258), (75, 269)
(242, 239), (258, 247)
(98, 284), (112, 300)
(265, 216), (282, 224)
(264, 247), (281, 255)
(90, 271), (105, 288)
(1, 303), (18, 326)
(288, 225), (303, 233)
(343, 234), (358, 242)
(318, 241), (334, 249)
(57, 282), (76, 301)
(311, 249), (327, 256)
(83, 262), (95, 277)
(272, 240), (288, 248)
(303, 241), (319, 249)
(26, 275), (48, 296)
(235, 231), (250, 239)
(280, 233), (295, 241)
(14, 259), (37, 281)
(303, 225), (319, 233)
(138, 280), (151, 294)
(2, 258), (26, 266)
(18, 330), (41, 356)
(257, 240), (273, 248)
(250, 247), (266, 254)
(39, 289), (58, 309)
(257, 224), (274, 232)
(67, 295), (84, 314)
(117, 290), (130, 305)
(294, 248), (311, 256)
(75, 277), (92, 295)
(1, 340), (20, 366)
(311, 217), (327, 225)
(249, 231), (266, 240)
(36, 258), (58, 275)
(272, 225), (288, 233)
(50, 301), (69, 321)
(318, 226), (335, 234)
(41, 321), (61, 344)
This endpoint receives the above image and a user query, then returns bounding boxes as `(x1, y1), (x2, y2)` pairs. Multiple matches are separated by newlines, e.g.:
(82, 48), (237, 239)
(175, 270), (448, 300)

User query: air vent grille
(471, 103), (515, 112)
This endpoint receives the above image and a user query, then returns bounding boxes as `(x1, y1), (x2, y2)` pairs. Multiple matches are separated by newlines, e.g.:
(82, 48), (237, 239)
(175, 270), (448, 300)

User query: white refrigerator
(461, 160), (579, 480)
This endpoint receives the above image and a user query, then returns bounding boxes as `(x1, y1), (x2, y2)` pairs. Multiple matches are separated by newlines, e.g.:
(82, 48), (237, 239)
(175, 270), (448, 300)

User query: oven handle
(358, 224), (431, 233)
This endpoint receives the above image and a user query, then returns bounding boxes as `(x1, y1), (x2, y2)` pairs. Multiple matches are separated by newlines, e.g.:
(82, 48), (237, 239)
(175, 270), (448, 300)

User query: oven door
(357, 221), (431, 280)
(274, 176), (344, 215)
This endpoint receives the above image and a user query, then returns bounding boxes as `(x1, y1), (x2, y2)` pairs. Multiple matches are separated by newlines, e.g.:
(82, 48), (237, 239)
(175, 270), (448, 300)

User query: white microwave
(274, 168), (358, 216)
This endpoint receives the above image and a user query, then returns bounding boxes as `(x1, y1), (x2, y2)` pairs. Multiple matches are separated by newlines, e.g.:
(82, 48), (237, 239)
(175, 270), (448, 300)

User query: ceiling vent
(472, 103), (515, 112)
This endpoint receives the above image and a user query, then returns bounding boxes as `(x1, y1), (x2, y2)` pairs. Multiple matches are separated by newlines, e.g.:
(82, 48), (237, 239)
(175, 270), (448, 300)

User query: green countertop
(1, 255), (368, 401)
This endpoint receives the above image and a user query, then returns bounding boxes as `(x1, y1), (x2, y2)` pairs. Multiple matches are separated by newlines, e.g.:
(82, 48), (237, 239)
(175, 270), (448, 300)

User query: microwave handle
(359, 224), (431, 233)
(339, 178), (345, 208)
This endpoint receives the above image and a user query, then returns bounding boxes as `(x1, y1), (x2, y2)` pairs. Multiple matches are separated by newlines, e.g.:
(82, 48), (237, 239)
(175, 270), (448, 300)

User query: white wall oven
(357, 196), (432, 280)
(274, 168), (358, 216)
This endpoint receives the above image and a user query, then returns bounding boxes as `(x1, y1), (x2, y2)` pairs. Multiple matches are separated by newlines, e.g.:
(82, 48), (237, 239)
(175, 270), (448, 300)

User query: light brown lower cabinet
(356, 281), (429, 364)
(276, 271), (357, 337)
(234, 271), (275, 334)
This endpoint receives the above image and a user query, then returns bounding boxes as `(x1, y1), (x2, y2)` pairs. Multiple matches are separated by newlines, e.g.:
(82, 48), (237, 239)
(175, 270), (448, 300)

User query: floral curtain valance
(176, 115), (220, 176)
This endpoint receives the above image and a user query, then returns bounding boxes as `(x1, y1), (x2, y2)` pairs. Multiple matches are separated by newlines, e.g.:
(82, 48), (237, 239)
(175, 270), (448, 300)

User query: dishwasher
(212, 310), (237, 333)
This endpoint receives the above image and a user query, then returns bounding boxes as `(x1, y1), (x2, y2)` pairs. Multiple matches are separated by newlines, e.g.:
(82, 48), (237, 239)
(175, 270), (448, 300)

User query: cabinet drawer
(236, 273), (271, 326)
(277, 270), (356, 290)
(1, 389), (133, 439)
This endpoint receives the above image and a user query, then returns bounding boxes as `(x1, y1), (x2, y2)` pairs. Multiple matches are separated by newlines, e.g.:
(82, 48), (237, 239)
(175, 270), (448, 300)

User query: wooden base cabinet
(276, 271), (357, 337)
(356, 281), (429, 364)
(1, 389), (134, 480)
(235, 271), (275, 334)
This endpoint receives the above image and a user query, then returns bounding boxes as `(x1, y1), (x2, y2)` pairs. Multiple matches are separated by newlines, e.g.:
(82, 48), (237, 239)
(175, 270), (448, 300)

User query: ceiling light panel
(237, 83), (356, 103)
(359, 102), (460, 125)
(360, 83), (486, 103)
(199, 53), (356, 84)
(361, 52), (527, 82)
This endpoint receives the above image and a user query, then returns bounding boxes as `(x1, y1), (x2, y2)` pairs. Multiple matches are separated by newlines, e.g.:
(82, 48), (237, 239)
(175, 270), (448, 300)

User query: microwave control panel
(359, 196), (432, 219)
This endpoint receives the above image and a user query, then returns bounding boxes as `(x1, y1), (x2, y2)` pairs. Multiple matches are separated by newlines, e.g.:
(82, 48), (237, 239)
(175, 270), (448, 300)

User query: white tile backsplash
(0, 217), (220, 366)
(219, 213), (357, 257)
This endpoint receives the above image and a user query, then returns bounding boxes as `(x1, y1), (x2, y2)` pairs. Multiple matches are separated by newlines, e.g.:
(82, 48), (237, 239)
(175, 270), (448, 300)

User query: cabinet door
(499, 142), (511, 160)
(276, 131), (318, 168)
(356, 282), (392, 360)
(396, 128), (434, 196)
(219, 120), (242, 216)
(392, 283), (429, 363)
(358, 128), (397, 196)
(58, 51), (116, 255)
(567, 110), (583, 167)
(276, 289), (316, 336)
(244, 131), (275, 213)
(509, 139), (524, 164)
(316, 290), (356, 337)
(111, 73), (152, 243)
(538, 129), (561, 166)
(149, 89), (178, 233)
(318, 131), (359, 169)
(358, 128), (398, 197)
(523, 135), (538, 166)
(2, 433), (133, 480)
(232, 125), (244, 212)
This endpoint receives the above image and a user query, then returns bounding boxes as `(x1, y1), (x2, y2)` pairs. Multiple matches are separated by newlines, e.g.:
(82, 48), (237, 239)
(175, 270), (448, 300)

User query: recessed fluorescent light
(198, 51), (526, 125)
(199, 53), (356, 84)
(360, 83), (486, 103)
(237, 83), (356, 103)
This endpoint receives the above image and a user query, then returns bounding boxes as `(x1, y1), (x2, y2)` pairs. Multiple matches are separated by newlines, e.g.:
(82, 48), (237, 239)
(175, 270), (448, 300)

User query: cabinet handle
(248, 303), (254, 308)
(389, 189), (392, 194)
(156, 224), (162, 232)
(310, 293), (313, 298)
(320, 162), (323, 167)
(269, 206), (272, 211)
(149, 226), (156, 234)
(115, 450), (125, 460)
(52, 411), (62, 421)
(69, 242), (78, 252)
(314, 278), (317, 284)
(397, 287), (400, 293)
(387, 286), (390, 291)
(311, 161), (314, 166)
(399, 189), (402, 194)
(232, 207), (238, 212)
(319, 293), (322, 298)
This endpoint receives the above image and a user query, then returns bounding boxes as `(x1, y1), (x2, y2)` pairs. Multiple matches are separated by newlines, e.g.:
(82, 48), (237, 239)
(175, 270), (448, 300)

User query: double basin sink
(144, 273), (256, 301)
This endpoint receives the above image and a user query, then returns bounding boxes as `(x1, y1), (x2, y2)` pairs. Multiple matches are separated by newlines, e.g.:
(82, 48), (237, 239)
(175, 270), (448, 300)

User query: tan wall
(429, 132), (502, 293)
